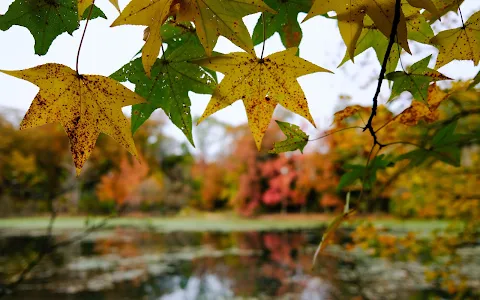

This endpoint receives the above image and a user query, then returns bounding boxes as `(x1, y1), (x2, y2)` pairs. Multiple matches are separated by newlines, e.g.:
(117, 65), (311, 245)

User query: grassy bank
(0, 213), (454, 233)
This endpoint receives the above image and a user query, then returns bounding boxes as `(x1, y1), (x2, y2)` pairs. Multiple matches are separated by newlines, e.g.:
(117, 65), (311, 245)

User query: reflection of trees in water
(4, 228), (472, 299)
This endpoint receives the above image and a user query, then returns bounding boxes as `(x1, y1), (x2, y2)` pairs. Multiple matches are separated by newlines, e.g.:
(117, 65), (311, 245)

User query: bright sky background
(0, 0), (479, 153)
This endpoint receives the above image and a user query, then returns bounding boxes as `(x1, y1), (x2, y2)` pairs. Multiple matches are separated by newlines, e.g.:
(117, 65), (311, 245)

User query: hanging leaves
(0, 64), (145, 174)
(303, 0), (439, 59)
(430, 11), (480, 69)
(111, 0), (176, 76)
(195, 47), (331, 149)
(338, 16), (400, 72)
(111, 24), (217, 145)
(269, 120), (309, 153)
(176, 0), (275, 56)
(0, 0), (478, 181)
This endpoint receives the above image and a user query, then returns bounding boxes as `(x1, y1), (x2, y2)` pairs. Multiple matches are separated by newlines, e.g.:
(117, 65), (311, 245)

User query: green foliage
(252, 0), (312, 50)
(82, 4), (106, 20)
(338, 155), (395, 190)
(386, 55), (451, 102)
(397, 121), (462, 167)
(0, 0), (79, 55)
(111, 24), (217, 144)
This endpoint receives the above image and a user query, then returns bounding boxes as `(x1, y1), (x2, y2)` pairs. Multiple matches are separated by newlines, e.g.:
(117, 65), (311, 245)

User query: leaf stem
(260, 13), (266, 59)
(76, 2), (95, 75)
(457, 0), (466, 28)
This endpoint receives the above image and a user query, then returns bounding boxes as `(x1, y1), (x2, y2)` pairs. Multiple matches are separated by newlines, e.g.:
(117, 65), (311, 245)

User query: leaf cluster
(0, 0), (478, 175)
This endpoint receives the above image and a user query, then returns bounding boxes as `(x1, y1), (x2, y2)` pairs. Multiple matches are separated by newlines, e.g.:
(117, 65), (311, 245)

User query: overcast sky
(0, 0), (479, 151)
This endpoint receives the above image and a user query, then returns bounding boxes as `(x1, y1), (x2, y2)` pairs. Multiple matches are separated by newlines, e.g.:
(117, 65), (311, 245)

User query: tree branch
(363, 0), (402, 148)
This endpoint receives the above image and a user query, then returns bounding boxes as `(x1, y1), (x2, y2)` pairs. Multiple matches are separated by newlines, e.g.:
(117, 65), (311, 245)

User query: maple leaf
(111, 0), (175, 76)
(332, 105), (364, 124)
(0, 0), (79, 55)
(338, 5), (433, 69)
(0, 0), (108, 55)
(78, 0), (120, 16)
(386, 55), (451, 102)
(338, 16), (400, 73)
(403, 3), (435, 44)
(394, 83), (450, 125)
(269, 120), (309, 153)
(303, 0), (439, 59)
(111, 24), (217, 145)
(252, 0), (312, 50)
(0, 64), (145, 175)
(195, 48), (331, 149)
(423, 0), (465, 22)
(176, 0), (275, 56)
(430, 11), (480, 69)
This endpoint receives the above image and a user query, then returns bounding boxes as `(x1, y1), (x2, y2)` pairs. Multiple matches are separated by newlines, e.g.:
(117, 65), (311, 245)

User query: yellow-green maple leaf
(78, 0), (121, 16)
(303, 0), (439, 59)
(176, 0), (275, 56)
(0, 64), (145, 174)
(196, 48), (331, 149)
(111, 0), (175, 76)
(430, 11), (480, 69)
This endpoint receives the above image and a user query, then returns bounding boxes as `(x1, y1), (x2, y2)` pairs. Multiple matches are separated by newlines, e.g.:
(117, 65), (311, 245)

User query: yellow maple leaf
(303, 0), (439, 59)
(196, 48), (332, 149)
(430, 11), (480, 69)
(332, 105), (364, 125)
(394, 83), (450, 125)
(111, 0), (175, 76)
(0, 64), (145, 175)
(176, 0), (275, 56)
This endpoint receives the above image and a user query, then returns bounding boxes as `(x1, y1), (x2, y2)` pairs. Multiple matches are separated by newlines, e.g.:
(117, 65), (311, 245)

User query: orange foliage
(96, 154), (149, 205)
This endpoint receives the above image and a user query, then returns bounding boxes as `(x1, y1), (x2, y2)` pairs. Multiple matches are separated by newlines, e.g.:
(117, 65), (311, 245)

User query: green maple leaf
(111, 24), (217, 146)
(337, 155), (394, 191)
(0, 0), (105, 55)
(82, 4), (106, 20)
(269, 120), (309, 153)
(386, 55), (451, 102)
(252, 0), (312, 50)
(396, 121), (462, 167)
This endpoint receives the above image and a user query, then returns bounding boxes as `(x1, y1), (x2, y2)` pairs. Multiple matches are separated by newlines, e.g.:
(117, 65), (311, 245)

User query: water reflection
(1, 228), (477, 299)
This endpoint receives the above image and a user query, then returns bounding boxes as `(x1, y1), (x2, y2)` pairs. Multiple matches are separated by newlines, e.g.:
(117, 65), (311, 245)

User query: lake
(0, 221), (479, 299)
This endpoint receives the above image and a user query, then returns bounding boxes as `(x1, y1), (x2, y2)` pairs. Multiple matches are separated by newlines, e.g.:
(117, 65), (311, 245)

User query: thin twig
(76, 2), (95, 75)
(309, 126), (363, 141)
